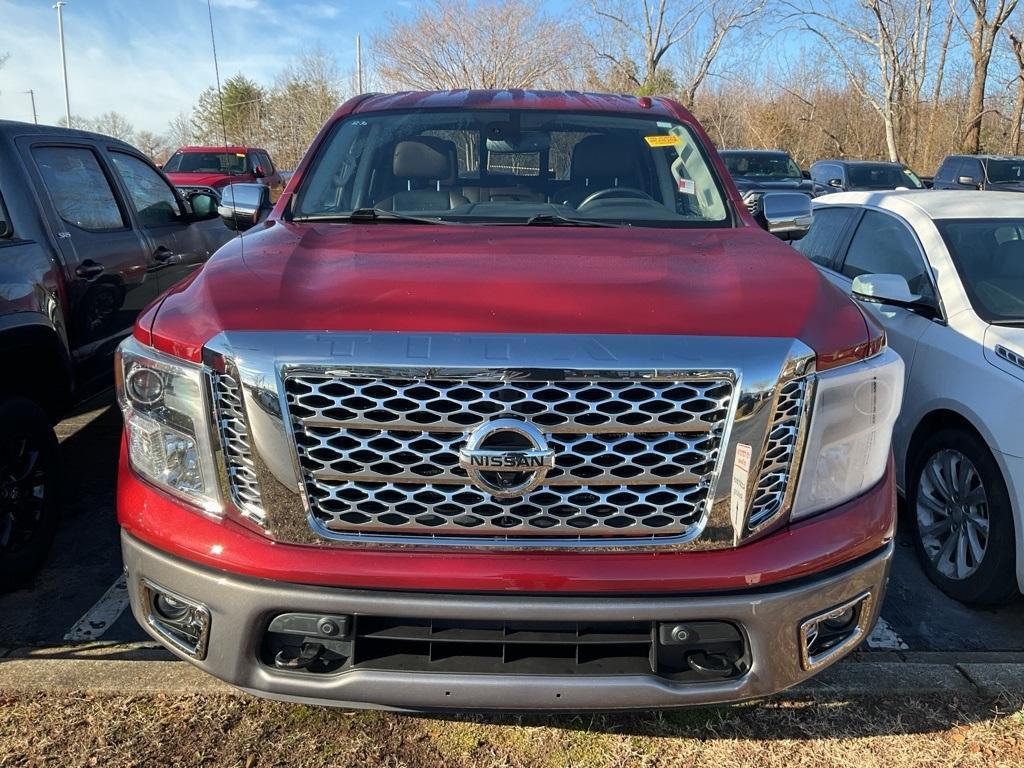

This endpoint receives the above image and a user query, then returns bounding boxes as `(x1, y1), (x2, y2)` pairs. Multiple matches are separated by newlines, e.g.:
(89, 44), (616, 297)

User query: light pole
(54, 1), (71, 127)
(23, 90), (38, 124)
(356, 35), (363, 94)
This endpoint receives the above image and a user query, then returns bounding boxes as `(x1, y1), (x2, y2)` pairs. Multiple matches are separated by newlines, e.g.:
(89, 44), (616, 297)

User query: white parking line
(63, 574), (130, 642)
(867, 616), (909, 650)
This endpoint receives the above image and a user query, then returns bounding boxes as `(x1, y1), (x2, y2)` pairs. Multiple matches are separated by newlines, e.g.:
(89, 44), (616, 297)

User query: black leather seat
(376, 138), (469, 212)
(562, 135), (641, 207)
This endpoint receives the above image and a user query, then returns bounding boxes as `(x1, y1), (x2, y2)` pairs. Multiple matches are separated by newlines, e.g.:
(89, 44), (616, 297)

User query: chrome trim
(457, 419), (555, 498)
(208, 365), (265, 524)
(798, 591), (873, 671)
(139, 578), (211, 660)
(996, 344), (1024, 371)
(202, 332), (817, 551)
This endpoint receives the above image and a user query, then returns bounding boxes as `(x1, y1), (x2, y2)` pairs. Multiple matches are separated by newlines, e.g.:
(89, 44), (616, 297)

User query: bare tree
(266, 49), (345, 170)
(954, 0), (1020, 153)
(166, 111), (196, 150)
(1011, 30), (1024, 153)
(783, 0), (935, 162)
(373, 0), (582, 90)
(584, 0), (767, 102)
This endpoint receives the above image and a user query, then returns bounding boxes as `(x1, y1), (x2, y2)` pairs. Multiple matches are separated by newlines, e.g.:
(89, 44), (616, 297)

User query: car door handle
(153, 246), (182, 264)
(75, 260), (105, 279)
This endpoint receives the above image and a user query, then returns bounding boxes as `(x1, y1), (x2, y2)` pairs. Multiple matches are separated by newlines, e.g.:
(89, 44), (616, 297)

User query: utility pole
(24, 90), (38, 124)
(356, 35), (363, 93)
(53, 2), (71, 127)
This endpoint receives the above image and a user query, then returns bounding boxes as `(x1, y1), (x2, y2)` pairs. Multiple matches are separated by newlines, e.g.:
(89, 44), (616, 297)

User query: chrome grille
(747, 378), (807, 530)
(211, 370), (264, 523)
(285, 376), (733, 539)
(743, 194), (762, 217)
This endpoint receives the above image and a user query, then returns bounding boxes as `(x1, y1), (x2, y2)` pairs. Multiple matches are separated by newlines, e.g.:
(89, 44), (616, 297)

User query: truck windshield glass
(987, 160), (1024, 184)
(293, 110), (730, 227)
(848, 164), (924, 190)
(720, 153), (801, 180)
(937, 218), (1024, 323)
(163, 152), (248, 175)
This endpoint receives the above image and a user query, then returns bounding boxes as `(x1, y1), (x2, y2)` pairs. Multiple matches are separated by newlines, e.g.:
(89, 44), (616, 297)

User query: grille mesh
(211, 370), (264, 523)
(285, 375), (733, 539)
(746, 378), (807, 530)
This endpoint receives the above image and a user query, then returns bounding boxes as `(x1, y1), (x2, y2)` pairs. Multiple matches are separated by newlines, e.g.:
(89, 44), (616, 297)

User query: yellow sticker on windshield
(235, 153), (246, 157)
(645, 134), (680, 147)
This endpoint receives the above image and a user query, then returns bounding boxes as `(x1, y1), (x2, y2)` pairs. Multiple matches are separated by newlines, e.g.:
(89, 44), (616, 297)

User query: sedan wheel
(916, 449), (989, 581)
(908, 427), (1018, 606)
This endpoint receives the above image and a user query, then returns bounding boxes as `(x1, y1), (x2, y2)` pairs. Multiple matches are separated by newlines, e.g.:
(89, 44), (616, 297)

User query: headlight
(791, 347), (904, 520)
(116, 336), (222, 515)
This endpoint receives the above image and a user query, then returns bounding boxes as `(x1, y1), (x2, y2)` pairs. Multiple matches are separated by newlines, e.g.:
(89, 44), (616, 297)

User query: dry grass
(0, 692), (1021, 768)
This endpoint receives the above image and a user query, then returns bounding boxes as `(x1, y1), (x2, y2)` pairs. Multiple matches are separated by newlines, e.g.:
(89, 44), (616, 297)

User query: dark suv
(810, 160), (925, 193)
(718, 149), (818, 217)
(932, 155), (1024, 191)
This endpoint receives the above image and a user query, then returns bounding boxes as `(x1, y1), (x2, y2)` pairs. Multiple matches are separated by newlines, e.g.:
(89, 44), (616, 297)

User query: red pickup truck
(116, 90), (903, 711)
(162, 145), (283, 199)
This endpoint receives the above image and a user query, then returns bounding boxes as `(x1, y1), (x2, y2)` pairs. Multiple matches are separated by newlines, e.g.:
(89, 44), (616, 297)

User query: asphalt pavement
(1, 390), (1022, 653)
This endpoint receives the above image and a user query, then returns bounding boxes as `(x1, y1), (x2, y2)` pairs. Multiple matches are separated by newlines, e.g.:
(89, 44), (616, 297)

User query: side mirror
(828, 178), (843, 188)
(253, 165), (266, 179)
(957, 175), (980, 188)
(852, 274), (921, 307)
(761, 191), (812, 241)
(218, 182), (271, 231)
(188, 192), (219, 221)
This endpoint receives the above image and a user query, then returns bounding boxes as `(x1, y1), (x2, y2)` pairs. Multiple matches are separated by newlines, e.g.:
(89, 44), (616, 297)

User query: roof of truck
(347, 90), (681, 119)
(174, 146), (264, 154)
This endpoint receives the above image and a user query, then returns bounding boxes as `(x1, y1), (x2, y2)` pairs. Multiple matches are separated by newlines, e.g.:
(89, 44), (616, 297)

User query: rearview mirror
(218, 182), (271, 231)
(761, 192), (812, 241)
(852, 274), (921, 306)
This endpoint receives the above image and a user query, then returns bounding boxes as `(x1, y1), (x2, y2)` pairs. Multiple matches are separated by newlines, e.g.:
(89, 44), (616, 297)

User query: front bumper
(123, 533), (893, 711)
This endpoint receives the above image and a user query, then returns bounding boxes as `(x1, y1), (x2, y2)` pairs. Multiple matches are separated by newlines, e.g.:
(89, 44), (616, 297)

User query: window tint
(937, 219), (1024, 322)
(793, 206), (858, 268)
(110, 152), (181, 227)
(841, 210), (935, 299)
(260, 152), (275, 174)
(935, 157), (961, 183)
(962, 159), (983, 182)
(33, 146), (125, 231)
(0, 192), (10, 237)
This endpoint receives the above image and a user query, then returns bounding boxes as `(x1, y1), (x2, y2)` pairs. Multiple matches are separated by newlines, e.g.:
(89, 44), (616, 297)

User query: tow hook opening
(655, 622), (749, 680)
(799, 592), (874, 671)
(263, 613), (353, 674)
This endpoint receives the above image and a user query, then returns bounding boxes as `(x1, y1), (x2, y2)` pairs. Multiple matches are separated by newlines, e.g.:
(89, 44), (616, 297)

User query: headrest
(393, 138), (454, 180)
(570, 134), (637, 180)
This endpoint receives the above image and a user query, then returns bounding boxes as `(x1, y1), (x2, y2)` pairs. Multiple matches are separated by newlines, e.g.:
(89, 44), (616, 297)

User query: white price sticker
(730, 443), (752, 539)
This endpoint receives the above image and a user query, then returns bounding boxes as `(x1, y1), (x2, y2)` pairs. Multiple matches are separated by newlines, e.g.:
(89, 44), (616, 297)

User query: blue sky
(0, 0), (420, 131)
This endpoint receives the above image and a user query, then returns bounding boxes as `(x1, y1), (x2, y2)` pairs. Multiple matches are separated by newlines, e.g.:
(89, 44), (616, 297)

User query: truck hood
(164, 171), (236, 187)
(143, 222), (871, 368)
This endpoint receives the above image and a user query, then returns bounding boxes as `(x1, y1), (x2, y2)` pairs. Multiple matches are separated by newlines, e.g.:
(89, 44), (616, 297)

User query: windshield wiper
(291, 208), (448, 224)
(521, 214), (626, 228)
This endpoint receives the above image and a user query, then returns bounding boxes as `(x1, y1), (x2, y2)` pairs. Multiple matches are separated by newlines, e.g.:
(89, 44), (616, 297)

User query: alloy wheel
(916, 448), (990, 580)
(0, 436), (48, 553)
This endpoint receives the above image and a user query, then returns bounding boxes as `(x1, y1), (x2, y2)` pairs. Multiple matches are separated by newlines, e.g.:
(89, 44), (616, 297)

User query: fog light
(141, 580), (211, 660)
(799, 592), (873, 671)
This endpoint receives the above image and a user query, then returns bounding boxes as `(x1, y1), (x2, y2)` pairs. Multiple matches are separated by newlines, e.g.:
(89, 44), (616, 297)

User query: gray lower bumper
(122, 533), (893, 712)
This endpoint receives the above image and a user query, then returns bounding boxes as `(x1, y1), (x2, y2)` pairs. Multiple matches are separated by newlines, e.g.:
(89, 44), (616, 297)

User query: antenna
(356, 35), (363, 93)
(53, 1), (71, 127)
(23, 90), (38, 124)
(206, 0), (229, 148)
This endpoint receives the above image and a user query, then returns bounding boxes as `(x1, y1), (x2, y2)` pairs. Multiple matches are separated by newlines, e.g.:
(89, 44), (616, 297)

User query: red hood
(141, 222), (872, 369)
(164, 171), (238, 187)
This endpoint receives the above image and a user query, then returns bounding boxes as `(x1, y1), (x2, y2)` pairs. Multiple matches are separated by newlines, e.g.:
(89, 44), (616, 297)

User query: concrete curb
(1, 645), (1022, 702)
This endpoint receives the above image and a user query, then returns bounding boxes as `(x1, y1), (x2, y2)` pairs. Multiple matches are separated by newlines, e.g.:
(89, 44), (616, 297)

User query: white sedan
(795, 190), (1024, 605)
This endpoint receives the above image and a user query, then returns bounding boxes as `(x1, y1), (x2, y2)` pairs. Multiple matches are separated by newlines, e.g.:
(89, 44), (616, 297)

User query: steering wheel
(577, 187), (655, 209)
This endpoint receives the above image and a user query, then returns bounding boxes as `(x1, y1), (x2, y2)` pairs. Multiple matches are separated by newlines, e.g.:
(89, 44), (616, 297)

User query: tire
(0, 397), (61, 592)
(907, 427), (1018, 606)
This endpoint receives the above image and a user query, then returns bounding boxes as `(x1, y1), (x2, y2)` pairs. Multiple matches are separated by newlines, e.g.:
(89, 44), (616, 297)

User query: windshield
(987, 160), (1024, 184)
(937, 219), (1024, 323)
(719, 152), (802, 180)
(163, 151), (248, 175)
(847, 164), (924, 190)
(292, 109), (730, 227)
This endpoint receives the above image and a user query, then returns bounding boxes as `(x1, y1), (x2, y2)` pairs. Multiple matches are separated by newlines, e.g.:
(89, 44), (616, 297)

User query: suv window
(0, 191), (10, 238)
(841, 210), (935, 299)
(110, 151), (182, 227)
(33, 146), (126, 231)
(793, 206), (858, 268)
(935, 157), (962, 183)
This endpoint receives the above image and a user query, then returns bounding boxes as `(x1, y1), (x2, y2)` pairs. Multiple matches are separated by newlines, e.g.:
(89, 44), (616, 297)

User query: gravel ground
(0, 692), (1021, 768)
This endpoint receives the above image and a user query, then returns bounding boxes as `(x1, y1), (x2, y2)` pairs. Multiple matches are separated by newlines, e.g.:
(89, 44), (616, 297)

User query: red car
(162, 145), (283, 199)
(116, 90), (903, 711)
